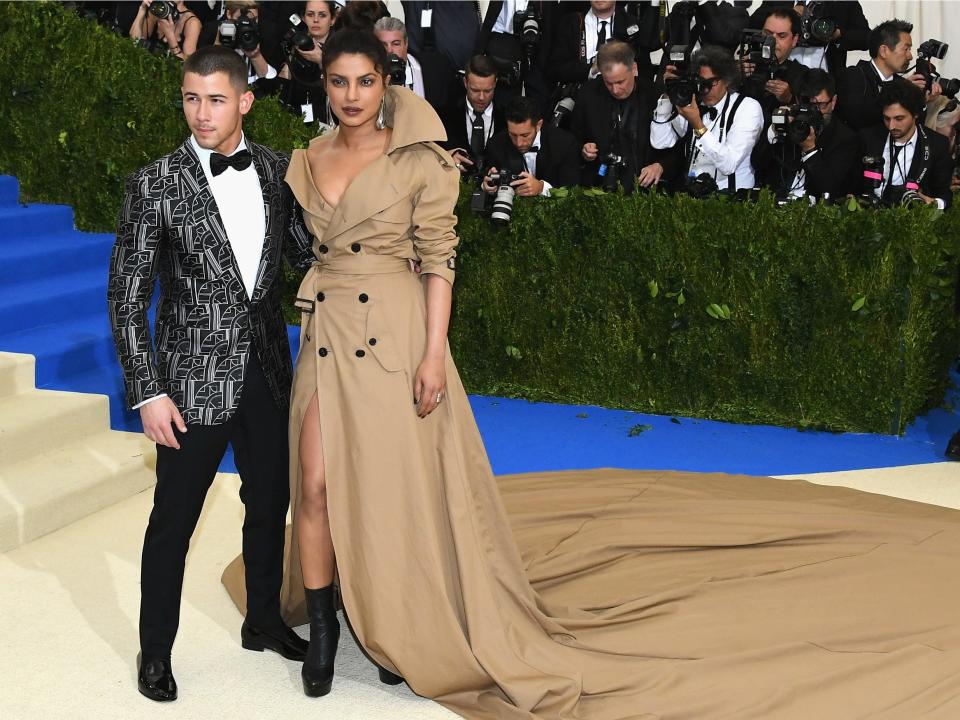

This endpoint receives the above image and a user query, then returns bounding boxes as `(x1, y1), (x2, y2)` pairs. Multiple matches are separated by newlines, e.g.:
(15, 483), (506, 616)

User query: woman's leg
(297, 391), (336, 587)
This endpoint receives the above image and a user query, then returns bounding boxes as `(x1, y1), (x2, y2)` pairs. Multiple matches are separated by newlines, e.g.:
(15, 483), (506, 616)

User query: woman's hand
(413, 353), (446, 418)
(158, 16), (177, 44)
(297, 44), (324, 65)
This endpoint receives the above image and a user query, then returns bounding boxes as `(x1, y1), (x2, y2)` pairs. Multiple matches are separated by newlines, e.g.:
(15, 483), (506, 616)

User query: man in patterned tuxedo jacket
(108, 46), (315, 703)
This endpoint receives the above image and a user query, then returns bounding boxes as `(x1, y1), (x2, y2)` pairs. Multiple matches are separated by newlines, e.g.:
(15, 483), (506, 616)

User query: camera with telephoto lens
(219, 12), (260, 52)
(739, 29), (778, 81)
(665, 74), (703, 108)
(551, 83), (579, 128)
(598, 150), (625, 193)
(280, 14), (323, 87)
(514, 7), (541, 61)
(386, 53), (406, 88)
(149, 1), (179, 20)
(487, 171), (523, 226)
(798, 1), (836, 47)
(686, 172), (719, 199)
(771, 102), (824, 144)
(916, 39), (960, 99)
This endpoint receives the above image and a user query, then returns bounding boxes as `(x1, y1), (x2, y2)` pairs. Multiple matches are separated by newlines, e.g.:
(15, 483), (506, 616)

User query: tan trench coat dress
(222, 88), (960, 719)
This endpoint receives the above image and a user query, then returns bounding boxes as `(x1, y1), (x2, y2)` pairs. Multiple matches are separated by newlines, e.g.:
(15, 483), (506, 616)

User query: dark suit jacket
(108, 140), (315, 425)
(402, 0), (482, 71)
(440, 96), (506, 168)
(547, 8), (654, 86)
(477, 0), (556, 69)
(411, 51), (455, 114)
(484, 124), (582, 189)
(836, 60), (893, 132)
(752, 115), (861, 198)
(749, 1), (870, 77)
(569, 76), (681, 192)
(858, 124), (953, 208)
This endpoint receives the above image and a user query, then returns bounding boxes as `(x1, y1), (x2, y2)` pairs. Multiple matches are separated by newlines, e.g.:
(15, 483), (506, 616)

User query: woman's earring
(375, 96), (386, 130)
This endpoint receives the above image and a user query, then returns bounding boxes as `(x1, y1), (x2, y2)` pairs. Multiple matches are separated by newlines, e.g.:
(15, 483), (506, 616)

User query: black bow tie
(527, 145), (539, 153)
(702, 106), (718, 121)
(210, 149), (253, 177)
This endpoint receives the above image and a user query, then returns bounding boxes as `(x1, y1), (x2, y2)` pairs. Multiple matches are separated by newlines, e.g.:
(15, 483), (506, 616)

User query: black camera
(487, 171), (523, 226)
(514, 7), (541, 60)
(386, 53), (406, 88)
(687, 172), (719, 199)
(551, 83), (578, 129)
(916, 39), (960, 99)
(799, 1), (836, 47)
(885, 185), (926, 206)
(665, 74), (703, 108)
(220, 13), (260, 52)
(739, 29), (778, 80)
(281, 14), (323, 87)
(598, 150), (625, 193)
(771, 102), (824, 145)
(149, 1), (179, 20)
(666, 44), (692, 75)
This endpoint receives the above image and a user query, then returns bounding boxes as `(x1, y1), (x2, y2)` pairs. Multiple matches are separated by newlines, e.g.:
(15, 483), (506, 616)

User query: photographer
(740, 9), (808, 114)
(441, 55), (505, 177)
(401, 1), (481, 71)
(129, 0), (201, 59)
(860, 79), (952, 208)
(215, 1), (279, 85)
(548, 1), (654, 87)
(748, 1), (869, 77)
(570, 41), (678, 193)
(482, 96), (581, 198)
(752, 69), (860, 199)
(836, 19), (941, 132)
(651, 45), (764, 193)
(373, 17), (453, 113)
(277, 1), (336, 127)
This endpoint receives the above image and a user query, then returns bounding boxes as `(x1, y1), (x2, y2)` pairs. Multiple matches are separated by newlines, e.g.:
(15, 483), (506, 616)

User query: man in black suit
(441, 55), (505, 178)
(401, 0), (482, 72)
(740, 8), (809, 115)
(482, 95), (581, 197)
(748, 1), (869, 78)
(836, 18), (940, 133)
(548, 1), (655, 87)
(752, 69), (860, 198)
(374, 16), (453, 113)
(570, 40), (678, 193)
(859, 79), (952, 208)
(108, 46), (315, 703)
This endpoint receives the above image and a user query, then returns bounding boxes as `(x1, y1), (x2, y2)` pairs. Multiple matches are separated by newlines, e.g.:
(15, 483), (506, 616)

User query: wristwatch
(694, 126), (708, 138)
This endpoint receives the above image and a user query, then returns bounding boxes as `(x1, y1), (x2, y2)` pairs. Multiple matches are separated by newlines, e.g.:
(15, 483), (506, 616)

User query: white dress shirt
(522, 130), (553, 197)
(135, 134), (266, 411)
(464, 102), (495, 150)
(790, 45), (828, 71)
(492, 0), (530, 34)
(584, 9), (615, 70)
(405, 53), (425, 98)
(765, 125), (820, 198)
(651, 91), (764, 190)
(874, 128), (944, 209)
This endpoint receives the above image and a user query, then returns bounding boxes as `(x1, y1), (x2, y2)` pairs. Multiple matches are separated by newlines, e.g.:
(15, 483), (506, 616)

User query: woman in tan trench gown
(223, 29), (960, 720)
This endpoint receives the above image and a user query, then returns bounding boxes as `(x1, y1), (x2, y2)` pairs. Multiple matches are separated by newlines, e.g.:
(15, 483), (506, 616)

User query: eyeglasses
(808, 98), (834, 110)
(700, 77), (722, 90)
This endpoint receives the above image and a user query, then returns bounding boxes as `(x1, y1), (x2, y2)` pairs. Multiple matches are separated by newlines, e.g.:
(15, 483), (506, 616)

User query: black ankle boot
(377, 666), (404, 685)
(302, 585), (339, 698)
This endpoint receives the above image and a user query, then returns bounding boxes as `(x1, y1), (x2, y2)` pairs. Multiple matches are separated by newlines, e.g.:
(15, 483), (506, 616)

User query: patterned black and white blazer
(108, 139), (315, 425)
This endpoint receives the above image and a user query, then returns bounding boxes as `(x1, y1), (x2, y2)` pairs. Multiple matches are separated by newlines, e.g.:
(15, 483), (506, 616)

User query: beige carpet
(1, 463), (958, 720)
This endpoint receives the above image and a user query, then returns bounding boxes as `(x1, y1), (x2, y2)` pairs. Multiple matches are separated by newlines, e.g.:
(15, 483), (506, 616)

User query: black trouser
(139, 352), (289, 659)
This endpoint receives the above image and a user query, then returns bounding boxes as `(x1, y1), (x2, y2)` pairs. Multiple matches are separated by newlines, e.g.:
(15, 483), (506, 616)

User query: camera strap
(687, 92), (744, 188)
(577, 13), (587, 61)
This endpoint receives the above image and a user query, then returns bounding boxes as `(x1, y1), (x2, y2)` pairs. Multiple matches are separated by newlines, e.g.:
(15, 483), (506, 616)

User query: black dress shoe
(137, 652), (177, 702)
(946, 430), (960, 460)
(378, 666), (404, 685)
(241, 620), (309, 662)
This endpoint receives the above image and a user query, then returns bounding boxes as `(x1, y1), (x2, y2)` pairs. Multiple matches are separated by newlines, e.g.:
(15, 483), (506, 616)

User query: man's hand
(140, 397), (187, 450)
(677, 99), (703, 128)
(582, 142), (599, 161)
(244, 44), (263, 59)
(766, 78), (793, 104)
(799, 126), (817, 153)
(637, 162), (664, 188)
(928, 80), (944, 101)
(907, 72), (928, 92)
(482, 167), (498, 194)
(451, 149), (475, 173)
(510, 171), (545, 197)
(741, 59), (756, 78)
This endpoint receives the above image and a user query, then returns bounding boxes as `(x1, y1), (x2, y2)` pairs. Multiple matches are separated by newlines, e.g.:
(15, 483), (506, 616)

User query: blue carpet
(1, 175), (957, 476)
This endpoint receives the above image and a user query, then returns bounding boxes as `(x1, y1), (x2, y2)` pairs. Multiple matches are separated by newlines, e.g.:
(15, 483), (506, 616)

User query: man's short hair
(797, 69), (836, 100)
(878, 77), (925, 117)
(765, 8), (800, 36)
(465, 54), (497, 79)
(183, 45), (248, 91)
(597, 41), (635, 73)
(692, 45), (739, 88)
(373, 16), (407, 39)
(504, 95), (542, 125)
(869, 19), (913, 59)
(226, 0), (259, 13)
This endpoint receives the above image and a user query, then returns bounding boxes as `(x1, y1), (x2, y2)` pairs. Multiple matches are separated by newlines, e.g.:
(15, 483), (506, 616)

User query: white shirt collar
(871, 59), (894, 83)
(893, 127), (919, 149)
(587, 8), (614, 26)
(525, 130), (542, 154)
(190, 133), (249, 176)
(468, 102), (494, 120)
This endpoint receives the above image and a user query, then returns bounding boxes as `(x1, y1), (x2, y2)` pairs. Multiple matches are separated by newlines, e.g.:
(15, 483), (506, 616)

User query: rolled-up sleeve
(412, 146), (459, 286)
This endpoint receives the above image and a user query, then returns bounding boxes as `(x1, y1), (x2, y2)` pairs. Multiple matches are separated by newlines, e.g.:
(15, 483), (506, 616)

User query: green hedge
(2, 2), (958, 434)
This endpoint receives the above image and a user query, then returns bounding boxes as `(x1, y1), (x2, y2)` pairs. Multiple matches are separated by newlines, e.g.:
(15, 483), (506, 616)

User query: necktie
(210, 149), (253, 177)
(470, 110), (486, 159)
(597, 20), (608, 49)
(885, 142), (904, 197)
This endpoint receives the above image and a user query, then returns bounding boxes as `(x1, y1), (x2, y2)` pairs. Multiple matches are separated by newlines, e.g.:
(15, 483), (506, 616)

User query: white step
(0, 429), (155, 551)
(0, 352), (35, 397)
(0, 389), (109, 466)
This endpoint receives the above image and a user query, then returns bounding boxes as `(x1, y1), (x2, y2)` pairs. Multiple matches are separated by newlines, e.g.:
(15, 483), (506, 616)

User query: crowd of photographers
(76, 0), (960, 222)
